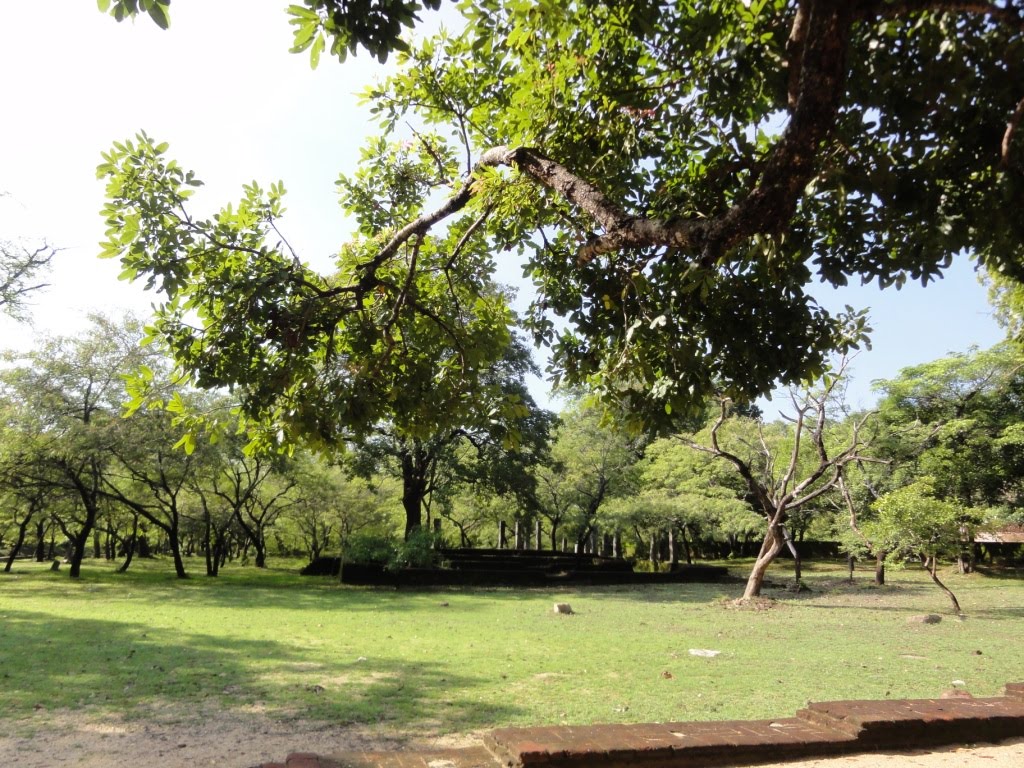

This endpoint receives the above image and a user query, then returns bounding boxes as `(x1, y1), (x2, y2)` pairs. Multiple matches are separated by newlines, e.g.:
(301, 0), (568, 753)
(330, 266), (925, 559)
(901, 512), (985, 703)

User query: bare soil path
(2, 708), (1022, 768)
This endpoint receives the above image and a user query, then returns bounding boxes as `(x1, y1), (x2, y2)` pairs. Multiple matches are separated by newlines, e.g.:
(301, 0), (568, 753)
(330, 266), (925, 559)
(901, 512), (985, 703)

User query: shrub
(344, 533), (396, 565)
(388, 529), (440, 569)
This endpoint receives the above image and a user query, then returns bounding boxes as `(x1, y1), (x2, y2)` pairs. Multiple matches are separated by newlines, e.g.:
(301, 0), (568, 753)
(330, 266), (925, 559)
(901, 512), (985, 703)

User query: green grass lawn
(1, 556), (1022, 739)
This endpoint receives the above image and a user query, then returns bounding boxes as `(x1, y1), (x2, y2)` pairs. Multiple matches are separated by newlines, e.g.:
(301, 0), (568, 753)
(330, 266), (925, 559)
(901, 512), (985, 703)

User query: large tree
(350, 334), (553, 537)
(533, 403), (643, 551)
(689, 362), (876, 597)
(103, 1), (1024, 428)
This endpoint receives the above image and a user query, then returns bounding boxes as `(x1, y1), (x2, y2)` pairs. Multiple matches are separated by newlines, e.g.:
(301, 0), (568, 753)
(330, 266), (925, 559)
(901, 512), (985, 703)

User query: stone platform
(257, 682), (1024, 768)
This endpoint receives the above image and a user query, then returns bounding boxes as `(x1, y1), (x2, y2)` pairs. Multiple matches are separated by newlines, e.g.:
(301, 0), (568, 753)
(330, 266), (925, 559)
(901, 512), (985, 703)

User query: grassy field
(1, 556), (1022, 739)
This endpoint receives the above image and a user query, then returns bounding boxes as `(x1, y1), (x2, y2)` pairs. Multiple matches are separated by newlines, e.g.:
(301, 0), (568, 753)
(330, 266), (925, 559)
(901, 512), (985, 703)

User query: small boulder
(907, 614), (942, 625)
(553, 603), (573, 615)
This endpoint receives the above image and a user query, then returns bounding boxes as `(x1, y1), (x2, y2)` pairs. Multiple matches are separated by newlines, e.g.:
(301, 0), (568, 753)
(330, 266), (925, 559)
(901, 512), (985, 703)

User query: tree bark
(781, 525), (802, 584)
(4, 513), (33, 573)
(118, 515), (139, 573)
(923, 554), (962, 614)
(680, 526), (693, 565)
(67, 514), (95, 579)
(34, 519), (46, 561)
(400, 443), (434, 539)
(743, 525), (785, 598)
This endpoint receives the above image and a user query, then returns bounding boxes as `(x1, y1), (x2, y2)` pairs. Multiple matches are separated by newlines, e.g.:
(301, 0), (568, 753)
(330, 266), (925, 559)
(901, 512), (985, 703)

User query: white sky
(0, 0), (1004, 413)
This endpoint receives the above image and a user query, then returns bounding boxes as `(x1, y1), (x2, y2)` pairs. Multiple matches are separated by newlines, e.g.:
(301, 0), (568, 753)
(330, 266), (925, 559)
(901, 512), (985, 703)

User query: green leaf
(146, 1), (169, 30)
(173, 432), (197, 455)
(310, 33), (325, 69)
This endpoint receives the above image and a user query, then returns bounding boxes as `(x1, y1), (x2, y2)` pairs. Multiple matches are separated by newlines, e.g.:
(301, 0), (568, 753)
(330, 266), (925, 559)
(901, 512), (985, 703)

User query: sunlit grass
(1, 555), (1021, 739)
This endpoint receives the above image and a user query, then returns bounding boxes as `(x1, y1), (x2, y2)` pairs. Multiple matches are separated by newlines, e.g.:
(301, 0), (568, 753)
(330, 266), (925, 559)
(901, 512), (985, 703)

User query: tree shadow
(0, 607), (522, 735)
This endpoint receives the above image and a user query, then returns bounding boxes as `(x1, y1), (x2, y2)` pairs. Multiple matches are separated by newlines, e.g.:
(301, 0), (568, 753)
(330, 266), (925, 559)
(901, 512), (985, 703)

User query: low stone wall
(301, 561), (728, 586)
(257, 683), (1024, 768)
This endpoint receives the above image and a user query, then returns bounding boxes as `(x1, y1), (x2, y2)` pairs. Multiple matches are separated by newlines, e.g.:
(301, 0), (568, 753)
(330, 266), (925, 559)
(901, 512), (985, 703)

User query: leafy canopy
(99, 1), (1024, 433)
(98, 132), (519, 451)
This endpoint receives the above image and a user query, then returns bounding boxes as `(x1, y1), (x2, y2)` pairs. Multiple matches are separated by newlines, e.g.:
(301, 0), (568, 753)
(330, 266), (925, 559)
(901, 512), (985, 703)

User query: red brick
(262, 681), (1024, 768)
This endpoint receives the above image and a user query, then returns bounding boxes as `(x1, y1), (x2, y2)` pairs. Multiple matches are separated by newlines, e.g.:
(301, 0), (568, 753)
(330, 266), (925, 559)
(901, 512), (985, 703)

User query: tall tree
(612, 435), (760, 563)
(875, 344), (1024, 506)
(533, 403), (642, 551)
(872, 343), (1024, 569)
(688, 362), (876, 597)
(99, 134), (533, 528)
(99, 405), (203, 578)
(299, 331), (548, 538)
(865, 478), (980, 614)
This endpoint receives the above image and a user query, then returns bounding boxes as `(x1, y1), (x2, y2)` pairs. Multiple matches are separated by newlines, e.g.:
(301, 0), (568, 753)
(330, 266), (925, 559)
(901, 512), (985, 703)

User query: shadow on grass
(973, 565), (1024, 580)
(2, 561), (739, 624)
(0, 606), (523, 734)
(968, 606), (1024, 621)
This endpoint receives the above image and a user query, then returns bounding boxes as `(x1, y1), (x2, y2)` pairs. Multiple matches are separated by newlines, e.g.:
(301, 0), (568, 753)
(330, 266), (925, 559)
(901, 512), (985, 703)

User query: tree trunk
(204, 508), (215, 576)
(4, 514), (33, 573)
(847, 554), (855, 583)
(875, 551), (886, 585)
(118, 516), (139, 573)
(400, 449), (428, 539)
(680, 526), (693, 565)
(743, 524), (785, 598)
(35, 519), (47, 561)
(253, 535), (267, 569)
(166, 518), (188, 578)
(68, 518), (94, 579)
(781, 524), (801, 584)
(924, 554), (962, 614)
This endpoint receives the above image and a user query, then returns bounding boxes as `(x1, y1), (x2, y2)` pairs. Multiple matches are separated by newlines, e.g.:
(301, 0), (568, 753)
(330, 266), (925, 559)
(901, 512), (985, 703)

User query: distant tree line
(4, 315), (1024, 609)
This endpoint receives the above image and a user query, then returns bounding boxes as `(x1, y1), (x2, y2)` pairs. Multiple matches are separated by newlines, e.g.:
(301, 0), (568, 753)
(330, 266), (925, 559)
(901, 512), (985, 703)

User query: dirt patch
(721, 596), (779, 611)
(4, 707), (1023, 768)
(0, 704), (478, 768)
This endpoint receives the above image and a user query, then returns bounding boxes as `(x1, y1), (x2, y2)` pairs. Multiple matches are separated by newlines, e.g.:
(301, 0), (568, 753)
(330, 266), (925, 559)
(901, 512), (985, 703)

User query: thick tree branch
(356, 146), (511, 287)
